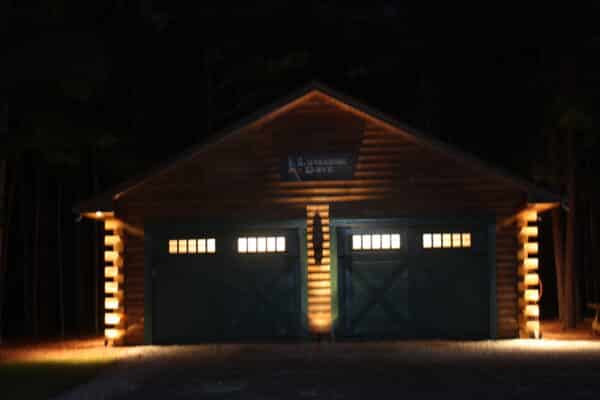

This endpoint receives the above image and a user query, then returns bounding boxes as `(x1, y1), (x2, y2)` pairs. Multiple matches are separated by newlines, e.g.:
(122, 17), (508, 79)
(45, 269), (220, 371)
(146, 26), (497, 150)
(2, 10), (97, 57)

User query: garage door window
(352, 233), (401, 251)
(168, 238), (216, 254)
(238, 236), (286, 253)
(422, 233), (471, 249)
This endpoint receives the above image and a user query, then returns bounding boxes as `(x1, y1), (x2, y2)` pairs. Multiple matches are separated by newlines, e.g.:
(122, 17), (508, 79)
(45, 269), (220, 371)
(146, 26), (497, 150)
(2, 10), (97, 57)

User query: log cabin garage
(75, 82), (559, 345)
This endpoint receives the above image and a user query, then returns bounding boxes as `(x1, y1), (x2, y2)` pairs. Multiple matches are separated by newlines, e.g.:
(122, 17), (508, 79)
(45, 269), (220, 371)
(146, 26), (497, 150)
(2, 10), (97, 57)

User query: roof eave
(74, 81), (562, 215)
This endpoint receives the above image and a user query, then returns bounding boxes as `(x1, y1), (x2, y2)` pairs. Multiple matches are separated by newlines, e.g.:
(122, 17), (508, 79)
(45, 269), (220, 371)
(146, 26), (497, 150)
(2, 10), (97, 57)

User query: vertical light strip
(104, 218), (124, 344)
(306, 204), (332, 335)
(518, 209), (540, 339)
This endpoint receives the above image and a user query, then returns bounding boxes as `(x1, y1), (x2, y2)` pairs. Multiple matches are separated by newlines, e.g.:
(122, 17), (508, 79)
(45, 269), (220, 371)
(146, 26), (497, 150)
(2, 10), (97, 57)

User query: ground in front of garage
(50, 324), (600, 400)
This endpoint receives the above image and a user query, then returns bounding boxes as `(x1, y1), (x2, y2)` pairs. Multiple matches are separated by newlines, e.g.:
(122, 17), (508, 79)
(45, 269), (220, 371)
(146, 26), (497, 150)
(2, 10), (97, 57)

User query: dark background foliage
(2, 1), (600, 339)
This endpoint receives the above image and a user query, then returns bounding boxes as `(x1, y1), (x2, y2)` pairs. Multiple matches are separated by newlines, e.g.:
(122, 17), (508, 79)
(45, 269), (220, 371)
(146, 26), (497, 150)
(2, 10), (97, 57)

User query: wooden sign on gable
(281, 153), (355, 181)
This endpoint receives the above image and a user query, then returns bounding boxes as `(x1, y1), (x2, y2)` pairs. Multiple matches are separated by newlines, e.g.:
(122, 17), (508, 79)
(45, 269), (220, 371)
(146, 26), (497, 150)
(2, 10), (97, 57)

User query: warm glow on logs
(104, 328), (123, 340)
(517, 205), (542, 339)
(104, 219), (121, 231)
(105, 281), (118, 293)
(104, 235), (121, 246)
(526, 320), (540, 334)
(104, 251), (119, 262)
(525, 289), (539, 302)
(525, 305), (540, 317)
(308, 273), (330, 281)
(306, 204), (333, 333)
(104, 235), (123, 252)
(104, 313), (122, 325)
(104, 217), (124, 344)
(520, 226), (538, 237)
(105, 297), (119, 310)
(524, 258), (539, 270)
(524, 242), (539, 254)
(308, 280), (331, 289)
(308, 296), (331, 304)
(525, 273), (539, 286)
(308, 288), (331, 296)
(524, 210), (538, 222)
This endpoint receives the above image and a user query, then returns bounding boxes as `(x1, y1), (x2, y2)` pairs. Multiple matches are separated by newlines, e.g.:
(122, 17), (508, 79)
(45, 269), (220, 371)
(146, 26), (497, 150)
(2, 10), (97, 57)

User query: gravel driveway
(56, 340), (600, 399)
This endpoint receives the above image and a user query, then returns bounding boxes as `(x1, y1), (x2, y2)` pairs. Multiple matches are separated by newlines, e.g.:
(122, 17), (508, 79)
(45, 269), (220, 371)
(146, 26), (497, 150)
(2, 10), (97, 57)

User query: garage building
(76, 83), (558, 345)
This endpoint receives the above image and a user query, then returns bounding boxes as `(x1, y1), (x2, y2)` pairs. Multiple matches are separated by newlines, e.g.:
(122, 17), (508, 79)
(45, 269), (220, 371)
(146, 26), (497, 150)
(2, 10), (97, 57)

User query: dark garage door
(150, 224), (302, 343)
(336, 221), (491, 339)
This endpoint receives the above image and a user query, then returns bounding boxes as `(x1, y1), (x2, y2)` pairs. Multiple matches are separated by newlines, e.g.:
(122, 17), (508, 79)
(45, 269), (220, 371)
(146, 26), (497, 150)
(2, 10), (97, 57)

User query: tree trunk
(91, 150), (100, 334)
(57, 180), (65, 338)
(574, 199), (584, 324)
(204, 48), (213, 135)
(75, 209), (84, 334)
(32, 166), (42, 338)
(0, 160), (6, 343)
(582, 199), (590, 303)
(552, 207), (566, 326)
(20, 163), (31, 336)
(0, 170), (17, 343)
(0, 165), (16, 342)
(564, 129), (577, 329)
(591, 195), (600, 303)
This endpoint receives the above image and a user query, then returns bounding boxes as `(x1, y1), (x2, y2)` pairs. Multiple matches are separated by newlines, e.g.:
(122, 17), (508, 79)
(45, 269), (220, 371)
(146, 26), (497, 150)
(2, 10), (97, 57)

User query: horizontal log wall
(116, 94), (525, 343)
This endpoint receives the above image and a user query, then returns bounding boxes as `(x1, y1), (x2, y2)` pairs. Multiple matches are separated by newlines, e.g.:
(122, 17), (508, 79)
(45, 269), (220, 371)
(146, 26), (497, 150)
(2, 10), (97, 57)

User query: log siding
(108, 91), (531, 343)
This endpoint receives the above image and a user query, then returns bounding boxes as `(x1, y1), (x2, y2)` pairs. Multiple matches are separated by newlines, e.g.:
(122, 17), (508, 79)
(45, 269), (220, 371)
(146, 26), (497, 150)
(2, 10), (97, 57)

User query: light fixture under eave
(95, 211), (104, 217)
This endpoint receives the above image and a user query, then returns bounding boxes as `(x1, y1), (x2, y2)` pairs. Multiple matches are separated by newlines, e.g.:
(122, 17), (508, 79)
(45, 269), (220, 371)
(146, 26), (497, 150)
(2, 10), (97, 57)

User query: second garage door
(335, 220), (492, 339)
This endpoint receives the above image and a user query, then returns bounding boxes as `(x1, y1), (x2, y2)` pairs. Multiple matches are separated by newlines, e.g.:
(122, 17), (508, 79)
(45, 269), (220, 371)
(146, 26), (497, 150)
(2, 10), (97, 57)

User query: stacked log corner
(518, 209), (541, 338)
(104, 218), (125, 345)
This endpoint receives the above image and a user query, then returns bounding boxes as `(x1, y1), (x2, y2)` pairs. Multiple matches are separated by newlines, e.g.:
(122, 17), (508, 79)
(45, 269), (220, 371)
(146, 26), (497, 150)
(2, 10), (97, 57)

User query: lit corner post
(104, 217), (125, 344)
(518, 208), (541, 339)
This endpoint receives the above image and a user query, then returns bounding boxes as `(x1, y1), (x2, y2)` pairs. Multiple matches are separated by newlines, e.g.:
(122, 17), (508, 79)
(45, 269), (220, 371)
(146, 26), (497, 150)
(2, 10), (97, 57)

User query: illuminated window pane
(433, 234), (442, 248)
(207, 238), (216, 253)
(257, 237), (267, 252)
(462, 233), (471, 248)
(169, 240), (178, 254)
(371, 234), (381, 249)
(391, 234), (401, 249)
(267, 237), (276, 252)
(352, 235), (362, 250)
(238, 238), (247, 253)
(248, 237), (257, 253)
(423, 234), (432, 249)
(198, 239), (206, 253)
(452, 233), (461, 248)
(188, 239), (197, 253)
(362, 234), (371, 250)
(381, 234), (391, 249)
(276, 236), (286, 252)
(442, 233), (452, 248)
(178, 239), (187, 254)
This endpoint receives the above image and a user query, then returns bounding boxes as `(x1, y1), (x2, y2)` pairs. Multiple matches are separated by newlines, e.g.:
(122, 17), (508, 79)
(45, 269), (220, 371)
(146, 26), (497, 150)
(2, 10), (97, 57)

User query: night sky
(9, 2), (600, 187)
